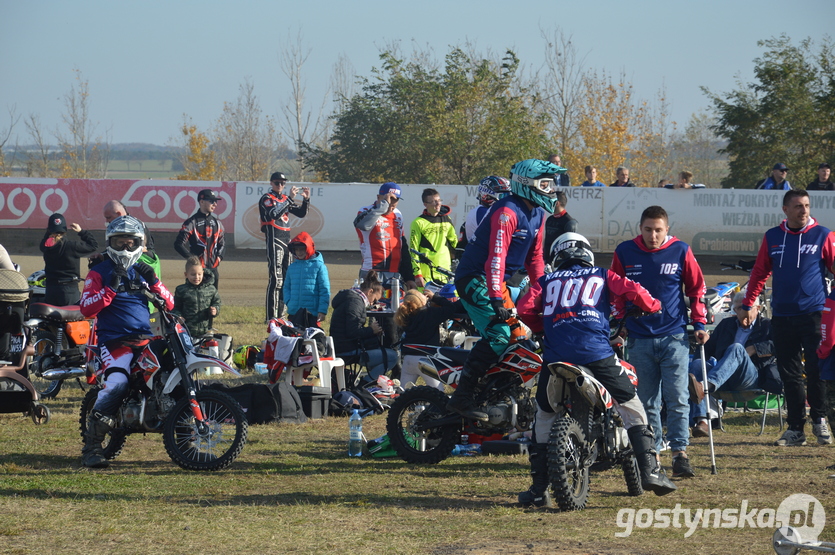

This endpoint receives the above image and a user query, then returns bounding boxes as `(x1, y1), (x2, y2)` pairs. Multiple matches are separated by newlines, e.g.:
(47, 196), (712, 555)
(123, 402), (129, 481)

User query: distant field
(106, 159), (180, 179)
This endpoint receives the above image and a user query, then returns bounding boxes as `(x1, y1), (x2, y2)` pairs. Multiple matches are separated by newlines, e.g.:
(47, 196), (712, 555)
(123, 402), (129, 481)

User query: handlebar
(720, 260), (755, 273)
(409, 248), (455, 279)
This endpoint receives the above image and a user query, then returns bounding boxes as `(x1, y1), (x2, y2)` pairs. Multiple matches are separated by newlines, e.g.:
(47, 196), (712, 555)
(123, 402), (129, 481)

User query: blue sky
(1, 0), (832, 146)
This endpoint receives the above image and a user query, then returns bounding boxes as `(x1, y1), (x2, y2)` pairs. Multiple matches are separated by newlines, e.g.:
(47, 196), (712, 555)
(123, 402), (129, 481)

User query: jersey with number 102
(518, 265), (660, 366)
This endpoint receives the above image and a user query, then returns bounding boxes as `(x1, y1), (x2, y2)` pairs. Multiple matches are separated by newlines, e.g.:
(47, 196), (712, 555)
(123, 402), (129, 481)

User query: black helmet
(551, 232), (594, 270)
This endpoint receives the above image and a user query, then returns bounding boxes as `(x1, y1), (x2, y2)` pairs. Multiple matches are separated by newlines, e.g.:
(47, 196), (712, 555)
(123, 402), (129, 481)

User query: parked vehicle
(78, 290), (248, 471)
(385, 340), (541, 464)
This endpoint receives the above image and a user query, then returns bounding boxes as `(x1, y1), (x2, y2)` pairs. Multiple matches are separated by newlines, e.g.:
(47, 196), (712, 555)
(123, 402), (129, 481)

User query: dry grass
(1, 378), (833, 555)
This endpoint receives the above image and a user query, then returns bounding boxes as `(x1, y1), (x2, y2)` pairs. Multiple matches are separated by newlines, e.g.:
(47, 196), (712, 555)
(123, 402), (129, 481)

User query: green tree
(703, 35), (835, 189)
(302, 47), (549, 184)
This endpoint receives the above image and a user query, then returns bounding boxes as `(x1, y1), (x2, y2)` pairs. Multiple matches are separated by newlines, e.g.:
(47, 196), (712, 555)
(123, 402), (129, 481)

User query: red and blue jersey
(455, 195), (546, 300)
(611, 235), (706, 338)
(744, 218), (835, 317)
(80, 258), (174, 344)
(517, 265), (660, 365)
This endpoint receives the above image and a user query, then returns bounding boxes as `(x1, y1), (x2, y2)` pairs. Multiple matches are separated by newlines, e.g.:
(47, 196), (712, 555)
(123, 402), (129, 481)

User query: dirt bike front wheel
(548, 416), (591, 511)
(78, 387), (128, 460)
(386, 386), (460, 464)
(163, 389), (248, 471)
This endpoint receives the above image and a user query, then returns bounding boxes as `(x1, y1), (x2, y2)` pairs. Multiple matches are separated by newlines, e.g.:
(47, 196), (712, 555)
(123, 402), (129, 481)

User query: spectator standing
(354, 182), (409, 282)
(687, 293), (781, 437)
(548, 154), (570, 187)
(283, 232), (330, 323)
(611, 205), (709, 478)
(40, 213), (98, 305)
(742, 189), (833, 446)
(807, 163), (834, 191)
(755, 163), (792, 190)
(410, 188), (458, 286)
(542, 189), (578, 266)
(259, 172), (311, 321)
(581, 165), (605, 187)
(610, 166), (635, 187)
(174, 189), (225, 290)
(173, 256), (221, 339)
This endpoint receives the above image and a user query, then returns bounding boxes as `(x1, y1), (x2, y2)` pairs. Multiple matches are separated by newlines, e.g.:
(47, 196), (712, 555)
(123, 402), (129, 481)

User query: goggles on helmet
(109, 235), (142, 252)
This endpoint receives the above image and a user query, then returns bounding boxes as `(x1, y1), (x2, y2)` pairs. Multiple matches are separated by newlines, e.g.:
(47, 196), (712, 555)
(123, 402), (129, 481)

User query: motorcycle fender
(185, 352), (240, 376)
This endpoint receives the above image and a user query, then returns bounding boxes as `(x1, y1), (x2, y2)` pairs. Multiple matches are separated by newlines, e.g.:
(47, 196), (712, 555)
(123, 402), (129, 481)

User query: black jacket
(174, 210), (225, 268)
(703, 315), (782, 394)
(40, 230), (98, 285)
(330, 289), (378, 353)
(807, 180), (834, 191)
(402, 296), (468, 346)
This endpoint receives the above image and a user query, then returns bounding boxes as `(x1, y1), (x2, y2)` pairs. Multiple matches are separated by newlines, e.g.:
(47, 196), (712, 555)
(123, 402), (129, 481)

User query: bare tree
(0, 105), (20, 176)
(672, 111), (728, 187)
(55, 69), (110, 178)
(540, 28), (588, 163)
(214, 79), (282, 181)
(331, 52), (356, 111)
(24, 113), (52, 177)
(278, 29), (330, 180)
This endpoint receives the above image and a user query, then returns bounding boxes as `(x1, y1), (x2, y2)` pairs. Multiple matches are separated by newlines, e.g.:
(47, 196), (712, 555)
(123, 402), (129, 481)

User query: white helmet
(105, 215), (145, 270)
(551, 232), (594, 270)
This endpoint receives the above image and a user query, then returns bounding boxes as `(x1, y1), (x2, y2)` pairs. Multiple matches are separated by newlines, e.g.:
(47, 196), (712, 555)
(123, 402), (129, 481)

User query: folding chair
(714, 389), (783, 436)
(291, 337), (347, 392)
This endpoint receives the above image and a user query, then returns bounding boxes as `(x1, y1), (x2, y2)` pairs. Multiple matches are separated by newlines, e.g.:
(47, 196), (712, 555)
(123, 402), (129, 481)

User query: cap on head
(47, 213), (67, 233)
(270, 172), (287, 183)
(198, 189), (220, 202)
(379, 182), (402, 198)
(773, 163), (788, 171)
(819, 162), (831, 170)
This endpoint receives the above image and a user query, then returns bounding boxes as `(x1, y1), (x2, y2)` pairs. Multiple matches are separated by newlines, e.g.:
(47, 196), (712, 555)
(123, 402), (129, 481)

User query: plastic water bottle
(205, 338), (222, 375)
(348, 409), (364, 457)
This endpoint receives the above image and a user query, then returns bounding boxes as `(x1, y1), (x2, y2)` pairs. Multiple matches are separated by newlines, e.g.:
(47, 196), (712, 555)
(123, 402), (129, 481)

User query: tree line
(1, 33), (831, 188)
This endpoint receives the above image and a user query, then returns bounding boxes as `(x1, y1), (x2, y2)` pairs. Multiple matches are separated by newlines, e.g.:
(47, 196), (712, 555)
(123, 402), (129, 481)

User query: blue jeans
(627, 334), (690, 453)
(688, 343), (760, 421)
(339, 348), (398, 382)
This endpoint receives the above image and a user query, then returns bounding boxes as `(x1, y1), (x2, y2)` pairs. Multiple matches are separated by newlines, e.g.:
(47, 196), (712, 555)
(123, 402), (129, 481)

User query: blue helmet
(477, 176), (511, 206)
(509, 159), (564, 213)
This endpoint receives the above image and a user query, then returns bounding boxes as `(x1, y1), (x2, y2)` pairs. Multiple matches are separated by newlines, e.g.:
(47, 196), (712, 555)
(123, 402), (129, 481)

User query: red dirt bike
(78, 290), (248, 471)
(386, 341), (541, 464)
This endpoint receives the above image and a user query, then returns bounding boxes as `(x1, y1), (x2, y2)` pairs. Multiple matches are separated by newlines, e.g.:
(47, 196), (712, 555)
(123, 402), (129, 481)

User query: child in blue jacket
(283, 232), (331, 323)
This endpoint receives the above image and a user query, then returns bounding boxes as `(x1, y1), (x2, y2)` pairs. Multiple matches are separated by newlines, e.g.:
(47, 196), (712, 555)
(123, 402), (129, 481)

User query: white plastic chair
(290, 336), (347, 391)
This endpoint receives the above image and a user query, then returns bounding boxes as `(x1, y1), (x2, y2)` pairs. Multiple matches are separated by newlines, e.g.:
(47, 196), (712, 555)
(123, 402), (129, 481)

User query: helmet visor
(532, 177), (555, 194)
(109, 235), (143, 252)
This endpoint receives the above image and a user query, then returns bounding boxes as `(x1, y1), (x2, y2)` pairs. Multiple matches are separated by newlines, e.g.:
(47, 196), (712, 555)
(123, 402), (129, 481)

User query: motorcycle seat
(28, 303), (85, 323)
(401, 344), (470, 366)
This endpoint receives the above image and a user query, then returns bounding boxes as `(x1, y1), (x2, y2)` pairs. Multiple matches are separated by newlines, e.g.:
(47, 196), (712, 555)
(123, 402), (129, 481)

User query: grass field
(0, 303), (832, 555)
(105, 159), (180, 180)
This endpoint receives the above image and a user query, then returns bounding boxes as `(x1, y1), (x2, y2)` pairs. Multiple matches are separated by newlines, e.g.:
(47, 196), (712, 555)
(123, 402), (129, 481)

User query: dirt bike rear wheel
(28, 330), (63, 399)
(548, 416), (590, 511)
(79, 387), (128, 460)
(386, 386), (460, 464)
(163, 389), (248, 471)
(622, 455), (643, 497)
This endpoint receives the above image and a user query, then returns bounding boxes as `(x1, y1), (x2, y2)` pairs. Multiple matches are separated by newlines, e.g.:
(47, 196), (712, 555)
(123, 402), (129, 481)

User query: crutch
(700, 344), (718, 474)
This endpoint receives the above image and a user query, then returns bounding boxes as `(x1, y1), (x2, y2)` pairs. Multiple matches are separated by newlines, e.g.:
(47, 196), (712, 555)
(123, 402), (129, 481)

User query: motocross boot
(627, 425), (677, 496)
(82, 410), (116, 469)
(517, 443), (554, 508)
(446, 369), (488, 421)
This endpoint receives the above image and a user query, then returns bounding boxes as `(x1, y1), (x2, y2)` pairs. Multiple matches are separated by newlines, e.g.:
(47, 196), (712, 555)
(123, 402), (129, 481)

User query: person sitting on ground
(687, 292), (782, 437)
(394, 289), (469, 390)
(283, 232), (331, 324)
(172, 256), (221, 339)
(329, 270), (398, 385)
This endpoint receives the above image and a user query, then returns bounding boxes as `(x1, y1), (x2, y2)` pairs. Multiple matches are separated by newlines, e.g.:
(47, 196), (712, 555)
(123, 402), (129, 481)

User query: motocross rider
(447, 159), (563, 421)
(79, 216), (174, 468)
(516, 233), (677, 507)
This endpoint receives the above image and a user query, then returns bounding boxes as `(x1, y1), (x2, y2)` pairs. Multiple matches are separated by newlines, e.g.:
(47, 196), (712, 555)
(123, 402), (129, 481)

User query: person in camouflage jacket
(173, 256), (221, 338)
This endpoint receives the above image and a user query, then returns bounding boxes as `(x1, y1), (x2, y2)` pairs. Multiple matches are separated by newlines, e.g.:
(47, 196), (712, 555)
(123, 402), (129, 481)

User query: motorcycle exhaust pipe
(41, 367), (86, 380)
